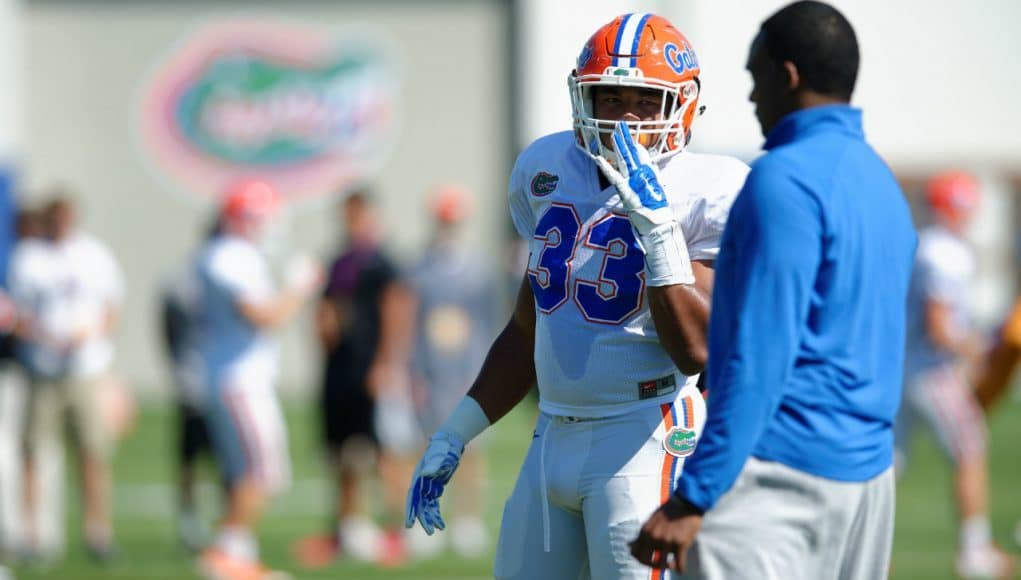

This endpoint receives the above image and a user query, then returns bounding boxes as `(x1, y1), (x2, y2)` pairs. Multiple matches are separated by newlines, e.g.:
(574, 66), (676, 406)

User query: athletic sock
(215, 526), (258, 562)
(961, 514), (993, 555)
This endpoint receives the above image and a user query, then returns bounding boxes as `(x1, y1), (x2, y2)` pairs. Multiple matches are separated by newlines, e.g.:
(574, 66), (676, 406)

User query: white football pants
(494, 385), (705, 580)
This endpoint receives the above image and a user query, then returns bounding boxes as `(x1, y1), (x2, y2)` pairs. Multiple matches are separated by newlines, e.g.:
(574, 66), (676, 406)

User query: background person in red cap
(895, 171), (1015, 579)
(192, 178), (322, 580)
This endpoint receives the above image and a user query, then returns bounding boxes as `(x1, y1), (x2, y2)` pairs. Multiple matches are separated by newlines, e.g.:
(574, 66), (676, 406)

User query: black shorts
(320, 373), (377, 452)
(178, 402), (212, 464)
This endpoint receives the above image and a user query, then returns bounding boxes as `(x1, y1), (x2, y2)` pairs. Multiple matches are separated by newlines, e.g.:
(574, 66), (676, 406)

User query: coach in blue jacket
(631, 2), (917, 578)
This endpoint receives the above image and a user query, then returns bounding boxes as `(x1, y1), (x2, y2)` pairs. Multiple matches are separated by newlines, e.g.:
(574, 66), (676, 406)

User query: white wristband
(438, 396), (491, 444)
(640, 222), (695, 286)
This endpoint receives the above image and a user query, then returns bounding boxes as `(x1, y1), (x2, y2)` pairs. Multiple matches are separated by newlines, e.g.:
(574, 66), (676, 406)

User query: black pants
(178, 402), (211, 465)
(320, 371), (377, 452)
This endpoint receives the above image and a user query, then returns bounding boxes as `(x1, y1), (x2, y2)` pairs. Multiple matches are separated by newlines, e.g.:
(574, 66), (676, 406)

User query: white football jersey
(8, 233), (124, 379)
(509, 131), (749, 417)
(903, 224), (975, 377)
(194, 234), (278, 386)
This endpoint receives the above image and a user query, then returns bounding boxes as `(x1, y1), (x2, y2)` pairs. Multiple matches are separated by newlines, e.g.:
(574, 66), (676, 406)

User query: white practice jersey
(8, 234), (124, 379)
(904, 224), (975, 377)
(509, 131), (749, 417)
(194, 235), (278, 386)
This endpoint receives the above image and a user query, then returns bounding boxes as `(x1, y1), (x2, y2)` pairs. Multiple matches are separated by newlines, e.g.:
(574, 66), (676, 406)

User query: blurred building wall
(20, 0), (511, 397)
(518, 0), (1021, 169)
(0, 0), (21, 165)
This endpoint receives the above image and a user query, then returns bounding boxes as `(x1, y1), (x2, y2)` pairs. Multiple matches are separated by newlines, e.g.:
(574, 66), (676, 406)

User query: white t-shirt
(903, 224), (975, 377)
(194, 234), (277, 386)
(8, 233), (124, 379)
(509, 131), (749, 417)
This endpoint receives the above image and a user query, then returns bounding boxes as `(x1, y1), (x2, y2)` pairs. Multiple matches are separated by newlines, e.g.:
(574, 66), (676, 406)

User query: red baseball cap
(221, 178), (280, 223)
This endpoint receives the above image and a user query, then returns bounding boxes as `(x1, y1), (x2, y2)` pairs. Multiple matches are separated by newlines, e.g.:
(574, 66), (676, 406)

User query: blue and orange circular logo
(138, 20), (401, 204)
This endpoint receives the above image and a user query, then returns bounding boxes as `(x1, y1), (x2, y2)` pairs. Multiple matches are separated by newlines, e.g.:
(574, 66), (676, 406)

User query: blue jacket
(677, 105), (917, 511)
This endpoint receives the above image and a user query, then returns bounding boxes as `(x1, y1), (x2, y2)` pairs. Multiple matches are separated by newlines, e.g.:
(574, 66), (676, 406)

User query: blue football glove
(593, 122), (675, 236)
(405, 431), (465, 535)
(594, 122), (694, 286)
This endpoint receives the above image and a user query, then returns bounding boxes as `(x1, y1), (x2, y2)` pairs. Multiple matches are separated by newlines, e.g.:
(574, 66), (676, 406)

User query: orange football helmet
(925, 170), (980, 227)
(569, 13), (701, 164)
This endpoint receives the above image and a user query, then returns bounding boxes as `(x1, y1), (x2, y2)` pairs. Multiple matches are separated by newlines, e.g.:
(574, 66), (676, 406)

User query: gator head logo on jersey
(568, 13), (702, 165)
(663, 426), (697, 458)
(530, 172), (560, 197)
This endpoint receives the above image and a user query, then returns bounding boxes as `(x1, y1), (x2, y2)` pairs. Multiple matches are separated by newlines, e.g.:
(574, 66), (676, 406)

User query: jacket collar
(764, 104), (864, 151)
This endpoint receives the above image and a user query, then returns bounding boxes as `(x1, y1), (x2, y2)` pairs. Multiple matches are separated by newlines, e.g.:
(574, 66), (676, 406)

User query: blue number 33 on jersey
(528, 203), (645, 324)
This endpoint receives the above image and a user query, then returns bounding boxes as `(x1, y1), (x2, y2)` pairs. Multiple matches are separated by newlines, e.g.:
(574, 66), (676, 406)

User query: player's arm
(73, 246), (124, 344)
(406, 274), (537, 534)
(7, 253), (41, 342)
(100, 251), (125, 339)
(924, 298), (984, 365)
(68, 301), (120, 347)
(647, 261), (713, 375)
(237, 256), (322, 330)
(237, 290), (308, 330)
(366, 281), (418, 397)
(88, 303), (120, 342)
(596, 124), (711, 375)
(314, 297), (340, 352)
(466, 273), (537, 423)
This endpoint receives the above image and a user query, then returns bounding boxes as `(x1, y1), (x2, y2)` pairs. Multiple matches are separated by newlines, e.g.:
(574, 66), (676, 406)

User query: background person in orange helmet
(895, 171), (1015, 579)
(402, 184), (501, 559)
(192, 178), (322, 580)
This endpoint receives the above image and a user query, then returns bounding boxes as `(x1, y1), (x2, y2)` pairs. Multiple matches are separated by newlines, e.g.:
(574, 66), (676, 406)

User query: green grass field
(9, 393), (1021, 580)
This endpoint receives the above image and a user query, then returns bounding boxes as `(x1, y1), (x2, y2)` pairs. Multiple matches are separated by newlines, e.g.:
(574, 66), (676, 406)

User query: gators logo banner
(138, 19), (400, 203)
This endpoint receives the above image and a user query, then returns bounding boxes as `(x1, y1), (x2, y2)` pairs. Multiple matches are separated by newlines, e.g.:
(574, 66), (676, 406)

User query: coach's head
(747, 0), (859, 136)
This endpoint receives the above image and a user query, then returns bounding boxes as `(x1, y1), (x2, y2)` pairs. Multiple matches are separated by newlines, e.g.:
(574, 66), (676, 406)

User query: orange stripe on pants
(652, 403), (677, 580)
(659, 403), (678, 503)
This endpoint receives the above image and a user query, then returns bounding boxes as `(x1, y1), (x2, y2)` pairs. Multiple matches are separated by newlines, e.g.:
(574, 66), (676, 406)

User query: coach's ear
(782, 60), (800, 92)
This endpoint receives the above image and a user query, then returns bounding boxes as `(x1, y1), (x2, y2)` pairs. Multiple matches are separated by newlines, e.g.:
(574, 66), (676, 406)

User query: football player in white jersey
(405, 13), (748, 579)
(896, 171), (1015, 579)
(194, 179), (321, 580)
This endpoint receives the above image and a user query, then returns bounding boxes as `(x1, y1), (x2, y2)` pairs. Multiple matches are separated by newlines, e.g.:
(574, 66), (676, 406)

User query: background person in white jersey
(9, 195), (124, 564)
(896, 171), (1015, 579)
(405, 13), (748, 579)
(194, 179), (321, 580)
